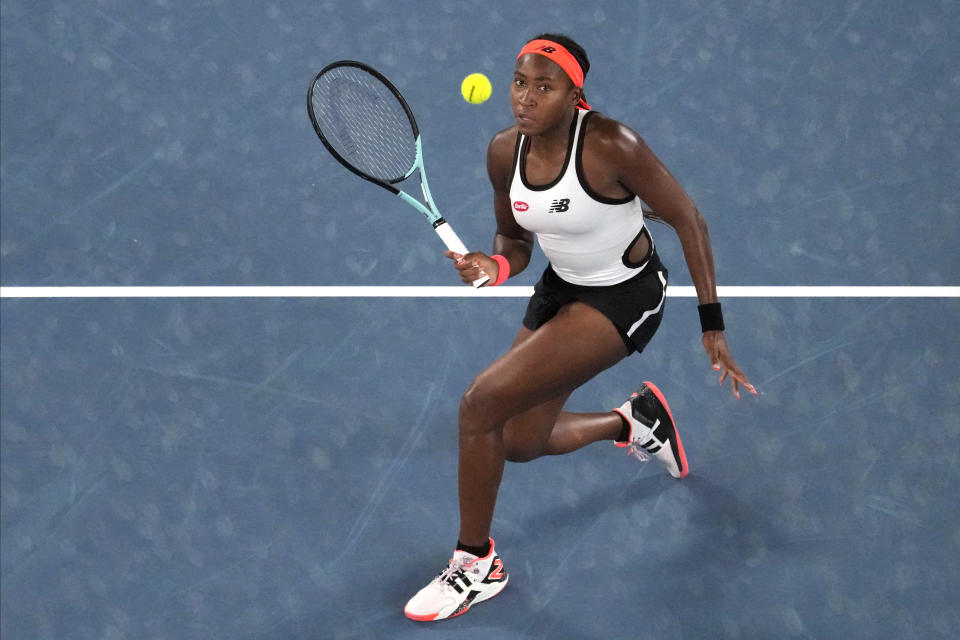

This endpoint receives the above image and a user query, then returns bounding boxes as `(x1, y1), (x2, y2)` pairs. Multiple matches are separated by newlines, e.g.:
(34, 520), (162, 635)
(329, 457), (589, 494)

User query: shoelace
(436, 556), (477, 590)
(616, 440), (650, 462)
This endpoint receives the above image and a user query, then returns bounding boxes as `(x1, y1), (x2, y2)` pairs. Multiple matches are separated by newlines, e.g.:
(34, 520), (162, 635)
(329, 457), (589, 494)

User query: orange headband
(517, 39), (590, 109)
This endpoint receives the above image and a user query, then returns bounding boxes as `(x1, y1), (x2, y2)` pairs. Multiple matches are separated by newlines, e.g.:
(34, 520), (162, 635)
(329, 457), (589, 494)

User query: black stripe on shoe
(651, 417), (681, 467)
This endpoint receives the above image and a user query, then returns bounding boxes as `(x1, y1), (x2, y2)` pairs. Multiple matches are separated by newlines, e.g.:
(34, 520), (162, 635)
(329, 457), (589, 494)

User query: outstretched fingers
(704, 331), (757, 400)
(718, 359), (756, 400)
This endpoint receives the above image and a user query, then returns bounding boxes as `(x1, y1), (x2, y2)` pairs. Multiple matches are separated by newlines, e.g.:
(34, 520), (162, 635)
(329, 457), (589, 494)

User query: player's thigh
(498, 325), (567, 457)
(463, 302), (627, 423)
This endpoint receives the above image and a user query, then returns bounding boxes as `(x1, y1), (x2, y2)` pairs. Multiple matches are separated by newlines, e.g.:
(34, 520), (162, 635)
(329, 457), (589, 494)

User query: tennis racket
(307, 60), (489, 287)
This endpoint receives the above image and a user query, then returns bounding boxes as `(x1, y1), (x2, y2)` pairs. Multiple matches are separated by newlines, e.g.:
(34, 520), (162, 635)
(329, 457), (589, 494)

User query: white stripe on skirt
(626, 271), (667, 338)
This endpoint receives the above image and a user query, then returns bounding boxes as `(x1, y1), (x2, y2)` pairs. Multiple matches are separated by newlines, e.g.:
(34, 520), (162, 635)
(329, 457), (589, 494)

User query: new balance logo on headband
(549, 198), (570, 213)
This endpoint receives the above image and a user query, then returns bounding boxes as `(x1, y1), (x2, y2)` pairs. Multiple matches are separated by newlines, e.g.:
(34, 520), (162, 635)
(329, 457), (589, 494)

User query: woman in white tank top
(405, 33), (757, 623)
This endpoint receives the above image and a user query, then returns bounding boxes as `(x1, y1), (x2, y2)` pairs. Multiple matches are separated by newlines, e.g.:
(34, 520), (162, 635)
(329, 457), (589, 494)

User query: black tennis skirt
(522, 252), (668, 355)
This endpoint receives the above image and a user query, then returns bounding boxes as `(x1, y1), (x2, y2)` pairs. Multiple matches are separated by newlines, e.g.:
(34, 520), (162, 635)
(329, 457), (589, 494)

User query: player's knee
(458, 381), (490, 431)
(459, 376), (506, 435)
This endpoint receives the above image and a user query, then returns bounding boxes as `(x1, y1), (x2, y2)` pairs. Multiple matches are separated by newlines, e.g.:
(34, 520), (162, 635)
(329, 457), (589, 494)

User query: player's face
(511, 54), (580, 136)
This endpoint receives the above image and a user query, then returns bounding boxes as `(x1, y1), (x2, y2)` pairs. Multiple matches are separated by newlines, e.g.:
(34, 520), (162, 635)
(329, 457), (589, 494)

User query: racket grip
(433, 220), (490, 287)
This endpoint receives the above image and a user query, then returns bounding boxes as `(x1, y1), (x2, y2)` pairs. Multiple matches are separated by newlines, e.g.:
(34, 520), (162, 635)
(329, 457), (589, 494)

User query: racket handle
(433, 220), (490, 288)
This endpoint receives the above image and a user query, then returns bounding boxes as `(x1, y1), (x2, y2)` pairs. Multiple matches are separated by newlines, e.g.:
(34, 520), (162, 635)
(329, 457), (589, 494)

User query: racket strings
(311, 67), (416, 183)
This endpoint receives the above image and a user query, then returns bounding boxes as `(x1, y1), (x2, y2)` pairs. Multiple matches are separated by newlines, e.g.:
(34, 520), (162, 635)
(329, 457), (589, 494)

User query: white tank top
(509, 109), (653, 286)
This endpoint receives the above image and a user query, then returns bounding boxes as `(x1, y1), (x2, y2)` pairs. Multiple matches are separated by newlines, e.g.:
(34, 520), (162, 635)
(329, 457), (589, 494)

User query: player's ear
(571, 86), (583, 107)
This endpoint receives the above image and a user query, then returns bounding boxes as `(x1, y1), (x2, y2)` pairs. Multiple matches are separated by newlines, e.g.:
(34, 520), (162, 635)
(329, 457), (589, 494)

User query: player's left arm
(601, 120), (756, 398)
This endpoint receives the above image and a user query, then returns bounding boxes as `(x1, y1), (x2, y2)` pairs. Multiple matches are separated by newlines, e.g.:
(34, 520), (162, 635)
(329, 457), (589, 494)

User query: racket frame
(307, 60), (488, 286)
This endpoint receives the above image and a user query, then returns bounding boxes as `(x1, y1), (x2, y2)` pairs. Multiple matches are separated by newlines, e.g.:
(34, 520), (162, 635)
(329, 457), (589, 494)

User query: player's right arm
(488, 127), (534, 277)
(447, 127), (534, 285)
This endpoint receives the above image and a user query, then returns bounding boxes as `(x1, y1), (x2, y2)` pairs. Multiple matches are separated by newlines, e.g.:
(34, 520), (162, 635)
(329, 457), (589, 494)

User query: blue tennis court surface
(2, 1), (958, 638)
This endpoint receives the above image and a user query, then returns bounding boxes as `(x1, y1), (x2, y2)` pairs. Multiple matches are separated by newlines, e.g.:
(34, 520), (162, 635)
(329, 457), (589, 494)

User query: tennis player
(405, 33), (756, 621)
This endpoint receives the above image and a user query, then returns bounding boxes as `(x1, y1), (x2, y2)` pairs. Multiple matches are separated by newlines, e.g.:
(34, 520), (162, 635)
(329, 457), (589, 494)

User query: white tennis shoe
(613, 381), (689, 478)
(404, 538), (509, 621)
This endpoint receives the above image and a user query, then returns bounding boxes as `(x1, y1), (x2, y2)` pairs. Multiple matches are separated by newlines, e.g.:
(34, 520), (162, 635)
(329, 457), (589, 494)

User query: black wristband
(698, 302), (725, 332)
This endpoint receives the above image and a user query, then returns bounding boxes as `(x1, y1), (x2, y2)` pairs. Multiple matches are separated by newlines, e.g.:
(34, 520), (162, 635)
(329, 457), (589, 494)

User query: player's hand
(702, 330), (757, 400)
(445, 250), (495, 286)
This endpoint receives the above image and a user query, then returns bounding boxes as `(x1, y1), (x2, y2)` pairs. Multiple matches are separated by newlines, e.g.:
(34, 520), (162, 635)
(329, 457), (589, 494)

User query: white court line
(1, 286), (958, 298)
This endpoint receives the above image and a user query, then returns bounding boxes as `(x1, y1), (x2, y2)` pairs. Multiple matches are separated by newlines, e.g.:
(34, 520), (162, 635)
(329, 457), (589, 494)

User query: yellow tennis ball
(461, 73), (492, 104)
